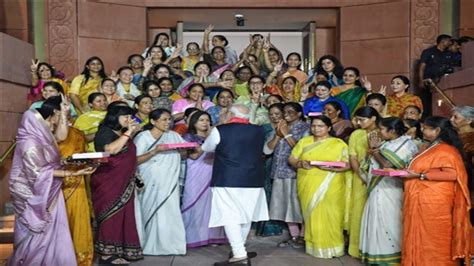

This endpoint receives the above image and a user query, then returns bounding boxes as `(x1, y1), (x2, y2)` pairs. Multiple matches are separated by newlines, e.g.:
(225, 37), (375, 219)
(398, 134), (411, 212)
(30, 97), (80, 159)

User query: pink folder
(371, 169), (409, 177)
(310, 161), (346, 168)
(161, 142), (199, 150)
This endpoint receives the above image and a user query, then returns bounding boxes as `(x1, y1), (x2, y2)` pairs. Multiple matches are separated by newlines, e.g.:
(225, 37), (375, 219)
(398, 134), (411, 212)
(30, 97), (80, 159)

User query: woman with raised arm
(92, 105), (143, 264)
(29, 60), (70, 105)
(269, 102), (309, 248)
(181, 110), (226, 248)
(202, 24), (238, 65)
(347, 106), (380, 258)
(8, 95), (95, 266)
(359, 117), (418, 264)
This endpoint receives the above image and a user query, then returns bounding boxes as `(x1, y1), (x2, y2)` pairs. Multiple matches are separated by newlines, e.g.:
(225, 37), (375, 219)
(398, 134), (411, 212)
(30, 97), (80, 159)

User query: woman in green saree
(332, 67), (369, 117)
(289, 115), (350, 258)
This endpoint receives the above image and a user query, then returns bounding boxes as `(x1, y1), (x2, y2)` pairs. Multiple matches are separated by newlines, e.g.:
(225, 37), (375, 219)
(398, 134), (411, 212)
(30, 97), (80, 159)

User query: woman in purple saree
(8, 96), (95, 265)
(92, 105), (143, 264)
(181, 111), (226, 248)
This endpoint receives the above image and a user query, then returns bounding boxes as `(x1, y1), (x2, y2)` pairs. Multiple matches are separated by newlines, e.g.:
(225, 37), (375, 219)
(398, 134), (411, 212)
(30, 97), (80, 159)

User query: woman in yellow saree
(289, 116), (351, 258)
(73, 92), (107, 152)
(59, 127), (94, 266)
(69, 56), (107, 114)
(347, 106), (380, 258)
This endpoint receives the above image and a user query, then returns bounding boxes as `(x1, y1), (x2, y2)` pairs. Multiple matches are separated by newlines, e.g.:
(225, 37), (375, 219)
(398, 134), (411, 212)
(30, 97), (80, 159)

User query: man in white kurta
(201, 104), (269, 266)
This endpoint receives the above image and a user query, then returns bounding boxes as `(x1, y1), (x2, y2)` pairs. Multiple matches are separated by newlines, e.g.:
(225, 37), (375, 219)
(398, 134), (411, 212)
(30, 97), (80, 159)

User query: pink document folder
(161, 142), (199, 150)
(371, 169), (409, 176)
(310, 161), (346, 168)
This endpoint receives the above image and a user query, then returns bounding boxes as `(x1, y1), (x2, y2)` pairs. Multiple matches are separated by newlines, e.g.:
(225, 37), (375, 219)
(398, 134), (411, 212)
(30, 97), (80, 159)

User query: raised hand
(110, 70), (119, 82)
(274, 61), (283, 73)
(361, 76), (372, 92)
(204, 24), (214, 35)
(30, 59), (39, 73)
(262, 38), (271, 52)
(126, 120), (141, 136)
(170, 43), (183, 58)
(59, 93), (71, 114)
(219, 80), (234, 89)
(368, 130), (381, 149)
(378, 85), (387, 95)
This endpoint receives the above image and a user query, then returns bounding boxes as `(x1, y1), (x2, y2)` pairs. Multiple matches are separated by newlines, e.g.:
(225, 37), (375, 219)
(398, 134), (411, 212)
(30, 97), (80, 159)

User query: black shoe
(228, 251), (257, 259)
(214, 257), (251, 266)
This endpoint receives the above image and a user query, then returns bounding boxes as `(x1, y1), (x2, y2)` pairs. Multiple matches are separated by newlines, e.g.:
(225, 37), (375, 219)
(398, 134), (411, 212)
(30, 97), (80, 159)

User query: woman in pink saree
(8, 96), (95, 265)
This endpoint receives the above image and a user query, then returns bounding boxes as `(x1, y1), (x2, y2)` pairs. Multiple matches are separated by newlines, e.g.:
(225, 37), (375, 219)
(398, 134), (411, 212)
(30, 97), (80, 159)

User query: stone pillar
(45, 0), (78, 80)
(409, 0), (440, 90)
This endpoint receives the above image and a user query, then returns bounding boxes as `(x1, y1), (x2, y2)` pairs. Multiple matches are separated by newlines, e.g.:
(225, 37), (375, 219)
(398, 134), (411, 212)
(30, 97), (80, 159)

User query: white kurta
(202, 127), (269, 228)
(134, 130), (186, 255)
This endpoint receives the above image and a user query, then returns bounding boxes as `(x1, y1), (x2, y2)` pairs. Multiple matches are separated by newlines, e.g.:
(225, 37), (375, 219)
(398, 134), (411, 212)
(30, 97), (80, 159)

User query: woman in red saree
(92, 105), (143, 264)
(402, 116), (471, 265)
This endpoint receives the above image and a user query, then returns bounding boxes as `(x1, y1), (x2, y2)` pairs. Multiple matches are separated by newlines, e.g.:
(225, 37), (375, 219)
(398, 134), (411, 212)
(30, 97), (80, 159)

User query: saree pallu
(347, 129), (370, 258)
(359, 136), (418, 265)
(59, 127), (93, 266)
(291, 136), (349, 258)
(403, 143), (471, 265)
(73, 110), (107, 152)
(91, 140), (143, 260)
(332, 86), (366, 117)
(70, 75), (101, 113)
(134, 130), (186, 255)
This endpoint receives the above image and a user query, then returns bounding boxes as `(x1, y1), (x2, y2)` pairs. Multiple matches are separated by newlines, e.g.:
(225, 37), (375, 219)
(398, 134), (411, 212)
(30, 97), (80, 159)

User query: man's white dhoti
(209, 187), (269, 228)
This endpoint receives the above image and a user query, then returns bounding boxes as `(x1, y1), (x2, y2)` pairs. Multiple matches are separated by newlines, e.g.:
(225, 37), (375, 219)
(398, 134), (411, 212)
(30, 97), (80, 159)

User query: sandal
(290, 236), (305, 248)
(277, 237), (297, 248)
(99, 255), (130, 265)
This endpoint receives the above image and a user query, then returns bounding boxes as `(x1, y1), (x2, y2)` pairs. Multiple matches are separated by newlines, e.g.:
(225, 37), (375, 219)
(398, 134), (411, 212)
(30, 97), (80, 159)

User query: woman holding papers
(92, 105), (143, 264)
(288, 115), (350, 258)
(359, 117), (418, 264)
(401, 117), (471, 265)
(134, 108), (187, 255)
(181, 110), (226, 247)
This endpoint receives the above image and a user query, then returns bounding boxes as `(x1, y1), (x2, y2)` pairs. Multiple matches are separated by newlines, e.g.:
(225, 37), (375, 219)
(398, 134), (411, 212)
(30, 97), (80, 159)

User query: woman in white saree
(359, 117), (418, 264)
(134, 108), (186, 255)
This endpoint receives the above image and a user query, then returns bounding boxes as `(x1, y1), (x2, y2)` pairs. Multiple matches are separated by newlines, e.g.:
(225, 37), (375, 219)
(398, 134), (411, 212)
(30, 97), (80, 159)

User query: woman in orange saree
(402, 116), (471, 265)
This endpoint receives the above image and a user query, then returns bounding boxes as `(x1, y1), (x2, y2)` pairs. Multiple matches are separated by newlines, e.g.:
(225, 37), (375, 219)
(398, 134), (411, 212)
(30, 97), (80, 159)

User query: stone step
(0, 228), (13, 244)
(0, 215), (14, 229)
